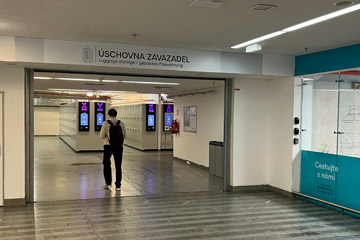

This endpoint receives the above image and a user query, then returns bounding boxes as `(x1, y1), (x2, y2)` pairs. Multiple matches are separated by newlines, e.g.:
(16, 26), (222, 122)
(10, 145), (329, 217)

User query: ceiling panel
(0, 0), (359, 55)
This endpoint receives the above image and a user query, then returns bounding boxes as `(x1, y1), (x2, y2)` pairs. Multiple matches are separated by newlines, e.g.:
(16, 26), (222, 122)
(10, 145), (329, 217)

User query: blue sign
(301, 150), (360, 212)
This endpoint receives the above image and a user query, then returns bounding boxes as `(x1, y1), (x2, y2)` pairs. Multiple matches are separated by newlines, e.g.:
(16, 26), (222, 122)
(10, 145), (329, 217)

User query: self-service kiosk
(146, 104), (156, 131)
(161, 104), (174, 150)
(78, 102), (90, 131)
(94, 102), (105, 131)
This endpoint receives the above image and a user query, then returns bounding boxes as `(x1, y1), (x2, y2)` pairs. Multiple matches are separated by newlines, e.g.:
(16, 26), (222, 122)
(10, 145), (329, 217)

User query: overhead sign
(44, 39), (221, 72)
(79, 102), (90, 131)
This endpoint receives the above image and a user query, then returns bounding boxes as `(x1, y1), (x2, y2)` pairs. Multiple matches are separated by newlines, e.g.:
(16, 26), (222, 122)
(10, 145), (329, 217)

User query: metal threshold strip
(294, 192), (360, 215)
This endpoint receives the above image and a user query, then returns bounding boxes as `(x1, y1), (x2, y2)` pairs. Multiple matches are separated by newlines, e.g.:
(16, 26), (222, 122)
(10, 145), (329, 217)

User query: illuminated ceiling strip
(47, 88), (92, 92)
(34, 77), (53, 80)
(121, 81), (180, 85)
(54, 78), (100, 82)
(231, 3), (360, 49)
(102, 79), (120, 83)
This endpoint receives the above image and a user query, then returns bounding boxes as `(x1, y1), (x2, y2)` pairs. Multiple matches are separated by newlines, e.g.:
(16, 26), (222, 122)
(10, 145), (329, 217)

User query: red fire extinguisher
(171, 120), (179, 134)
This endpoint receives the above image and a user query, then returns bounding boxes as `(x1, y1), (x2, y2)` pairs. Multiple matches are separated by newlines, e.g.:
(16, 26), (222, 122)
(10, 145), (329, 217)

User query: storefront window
(300, 70), (360, 211)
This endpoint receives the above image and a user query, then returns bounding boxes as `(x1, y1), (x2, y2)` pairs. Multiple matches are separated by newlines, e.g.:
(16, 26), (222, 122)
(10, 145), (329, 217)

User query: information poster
(184, 106), (197, 133)
(79, 102), (90, 131)
(94, 102), (105, 131)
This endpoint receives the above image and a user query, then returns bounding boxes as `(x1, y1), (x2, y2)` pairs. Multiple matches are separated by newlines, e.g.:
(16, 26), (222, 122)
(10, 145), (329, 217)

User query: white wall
(268, 77), (295, 192)
(34, 106), (60, 136)
(292, 77), (302, 192)
(0, 66), (25, 200)
(231, 77), (296, 192)
(173, 86), (224, 167)
(231, 79), (271, 186)
(59, 102), (77, 150)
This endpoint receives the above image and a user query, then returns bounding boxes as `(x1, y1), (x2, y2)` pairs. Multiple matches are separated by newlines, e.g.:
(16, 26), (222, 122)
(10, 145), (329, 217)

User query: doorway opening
(30, 70), (228, 202)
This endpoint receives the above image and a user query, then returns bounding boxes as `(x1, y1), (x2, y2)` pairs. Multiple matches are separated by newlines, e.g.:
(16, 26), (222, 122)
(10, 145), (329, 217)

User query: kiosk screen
(148, 115), (155, 126)
(97, 114), (104, 126)
(81, 113), (88, 126)
(165, 113), (173, 126)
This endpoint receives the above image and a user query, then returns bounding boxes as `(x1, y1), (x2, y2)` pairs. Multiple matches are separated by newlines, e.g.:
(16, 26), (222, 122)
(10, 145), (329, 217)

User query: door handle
(334, 131), (344, 134)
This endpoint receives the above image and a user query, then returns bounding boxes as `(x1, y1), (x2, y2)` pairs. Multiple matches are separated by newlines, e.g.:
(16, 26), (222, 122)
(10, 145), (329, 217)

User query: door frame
(0, 92), (4, 206)
(25, 69), (232, 202)
(25, 69), (34, 203)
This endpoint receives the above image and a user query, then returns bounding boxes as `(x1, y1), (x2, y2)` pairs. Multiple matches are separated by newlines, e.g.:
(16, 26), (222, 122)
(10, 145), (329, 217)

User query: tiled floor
(1, 191), (360, 239)
(34, 137), (223, 202)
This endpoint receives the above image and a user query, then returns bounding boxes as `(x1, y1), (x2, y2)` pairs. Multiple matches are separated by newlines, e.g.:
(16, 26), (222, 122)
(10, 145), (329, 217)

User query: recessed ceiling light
(190, 0), (224, 8)
(34, 77), (53, 80)
(102, 79), (120, 83)
(121, 81), (180, 86)
(334, 1), (353, 7)
(231, 3), (360, 49)
(54, 78), (100, 82)
(251, 4), (276, 11)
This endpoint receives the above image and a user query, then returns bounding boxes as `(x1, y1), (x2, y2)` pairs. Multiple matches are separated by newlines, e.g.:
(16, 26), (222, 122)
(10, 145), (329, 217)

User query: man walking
(100, 108), (126, 191)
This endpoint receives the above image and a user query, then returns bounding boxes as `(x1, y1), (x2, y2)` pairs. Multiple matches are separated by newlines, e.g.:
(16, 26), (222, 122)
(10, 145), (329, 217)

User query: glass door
(336, 71), (360, 211)
(300, 74), (339, 203)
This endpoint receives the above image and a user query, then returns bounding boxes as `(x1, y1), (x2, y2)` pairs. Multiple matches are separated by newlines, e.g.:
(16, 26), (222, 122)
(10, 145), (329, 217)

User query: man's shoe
(103, 185), (111, 190)
(116, 187), (121, 191)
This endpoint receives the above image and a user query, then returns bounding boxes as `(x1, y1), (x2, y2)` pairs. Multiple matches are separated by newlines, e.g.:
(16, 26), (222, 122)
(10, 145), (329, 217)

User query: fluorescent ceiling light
(231, 3), (360, 49)
(47, 88), (92, 92)
(34, 77), (53, 80)
(283, 4), (360, 32)
(231, 31), (284, 49)
(54, 78), (100, 82)
(86, 93), (93, 97)
(102, 79), (120, 83)
(303, 78), (315, 81)
(121, 81), (180, 85)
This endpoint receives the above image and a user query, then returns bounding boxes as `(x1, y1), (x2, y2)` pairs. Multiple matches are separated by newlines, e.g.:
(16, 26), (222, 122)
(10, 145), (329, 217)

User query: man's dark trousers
(103, 144), (123, 188)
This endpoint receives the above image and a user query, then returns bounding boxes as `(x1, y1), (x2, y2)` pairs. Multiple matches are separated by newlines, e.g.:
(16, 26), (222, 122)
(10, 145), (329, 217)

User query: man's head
(108, 108), (117, 118)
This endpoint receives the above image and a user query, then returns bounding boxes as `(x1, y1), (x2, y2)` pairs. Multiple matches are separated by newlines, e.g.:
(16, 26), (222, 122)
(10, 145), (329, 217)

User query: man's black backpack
(107, 120), (124, 146)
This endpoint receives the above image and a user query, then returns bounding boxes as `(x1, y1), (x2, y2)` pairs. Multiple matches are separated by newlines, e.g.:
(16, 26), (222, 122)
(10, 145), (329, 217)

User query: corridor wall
(60, 101), (106, 151)
(231, 77), (296, 193)
(0, 66), (25, 201)
(173, 86), (224, 167)
(34, 106), (60, 136)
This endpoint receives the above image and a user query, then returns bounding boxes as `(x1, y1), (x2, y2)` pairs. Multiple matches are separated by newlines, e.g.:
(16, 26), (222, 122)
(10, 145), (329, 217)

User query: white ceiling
(0, 0), (359, 55)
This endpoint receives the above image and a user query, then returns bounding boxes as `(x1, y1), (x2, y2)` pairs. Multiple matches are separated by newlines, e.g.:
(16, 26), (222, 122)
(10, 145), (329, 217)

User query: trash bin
(209, 141), (224, 178)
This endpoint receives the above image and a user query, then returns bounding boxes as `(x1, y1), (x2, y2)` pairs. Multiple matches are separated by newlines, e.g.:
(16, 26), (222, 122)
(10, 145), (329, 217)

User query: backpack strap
(116, 120), (121, 125)
(107, 120), (113, 125)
